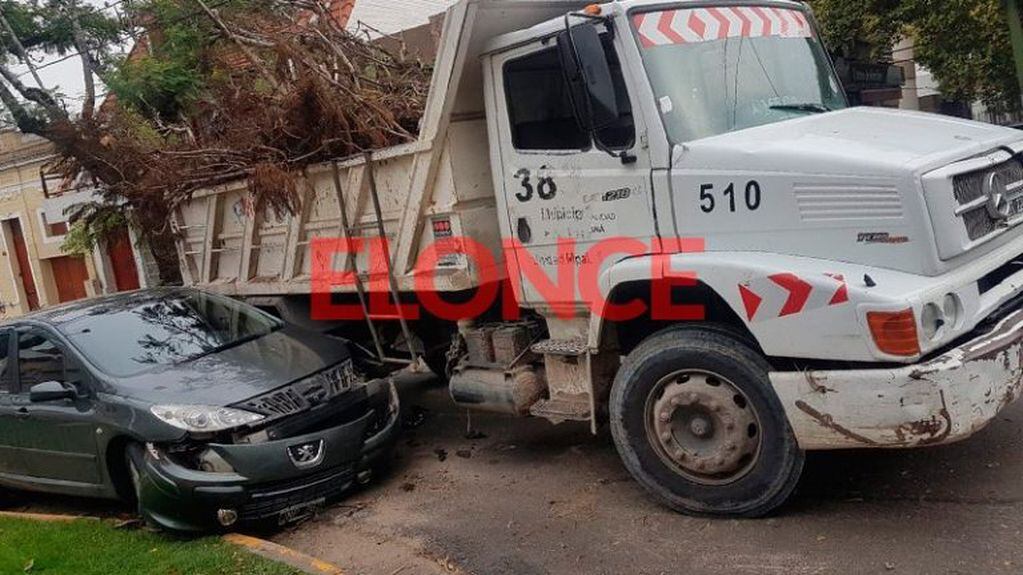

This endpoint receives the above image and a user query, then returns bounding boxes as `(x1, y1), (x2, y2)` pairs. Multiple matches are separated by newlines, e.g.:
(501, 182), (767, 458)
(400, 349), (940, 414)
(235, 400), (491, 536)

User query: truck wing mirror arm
(558, 13), (635, 164)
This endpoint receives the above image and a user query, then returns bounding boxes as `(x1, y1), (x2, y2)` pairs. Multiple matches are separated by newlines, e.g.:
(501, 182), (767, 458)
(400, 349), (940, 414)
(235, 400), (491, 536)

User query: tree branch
(0, 11), (46, 91)
(194, 0), (281, 91)
(66, 1), (97, 121)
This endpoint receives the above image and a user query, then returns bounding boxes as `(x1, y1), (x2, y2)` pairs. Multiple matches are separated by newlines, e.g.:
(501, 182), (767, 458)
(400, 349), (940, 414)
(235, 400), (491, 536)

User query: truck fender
(588, 251), (905, 362)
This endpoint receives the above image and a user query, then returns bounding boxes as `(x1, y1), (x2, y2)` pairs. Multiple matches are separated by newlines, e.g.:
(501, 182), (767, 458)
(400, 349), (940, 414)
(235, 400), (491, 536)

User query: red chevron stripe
(738, 284), (763, 321)
(732, 7), (754, 37)
(768, 273), (813, 317)
(658, 11), (686, 44)
(706, 7), (733, 38)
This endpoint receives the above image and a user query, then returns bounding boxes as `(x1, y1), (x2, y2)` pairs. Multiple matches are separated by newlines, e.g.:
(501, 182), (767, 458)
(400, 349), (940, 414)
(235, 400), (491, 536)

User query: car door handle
(14, 407), (29, 419)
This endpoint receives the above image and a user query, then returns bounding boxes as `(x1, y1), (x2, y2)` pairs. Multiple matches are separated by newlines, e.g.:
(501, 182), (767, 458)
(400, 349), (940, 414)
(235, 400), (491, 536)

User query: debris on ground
(455, 450), (472, 459)
(403, 406), (430, 429)
(434, 449), (448, 462)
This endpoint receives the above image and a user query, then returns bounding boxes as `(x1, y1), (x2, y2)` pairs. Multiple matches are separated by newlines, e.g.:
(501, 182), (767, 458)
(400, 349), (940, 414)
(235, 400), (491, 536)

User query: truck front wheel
(609, 326), (804, 517)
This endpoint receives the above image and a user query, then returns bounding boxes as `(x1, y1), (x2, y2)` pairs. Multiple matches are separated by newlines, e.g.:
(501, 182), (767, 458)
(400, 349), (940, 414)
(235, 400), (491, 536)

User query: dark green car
(0, 288), (399, 532)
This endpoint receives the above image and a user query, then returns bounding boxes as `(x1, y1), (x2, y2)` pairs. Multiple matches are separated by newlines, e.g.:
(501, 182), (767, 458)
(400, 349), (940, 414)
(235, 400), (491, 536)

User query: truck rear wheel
(609, 326), (804, 517)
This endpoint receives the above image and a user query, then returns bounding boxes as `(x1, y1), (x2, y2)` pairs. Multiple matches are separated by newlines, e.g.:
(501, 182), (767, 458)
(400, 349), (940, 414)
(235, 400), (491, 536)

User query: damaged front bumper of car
(771, 303), (1023, 450)
(135, 377), (399, 532)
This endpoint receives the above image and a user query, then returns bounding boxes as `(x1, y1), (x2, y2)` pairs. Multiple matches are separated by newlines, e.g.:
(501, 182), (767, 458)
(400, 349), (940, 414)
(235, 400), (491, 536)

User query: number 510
(699, 181), (762, 214)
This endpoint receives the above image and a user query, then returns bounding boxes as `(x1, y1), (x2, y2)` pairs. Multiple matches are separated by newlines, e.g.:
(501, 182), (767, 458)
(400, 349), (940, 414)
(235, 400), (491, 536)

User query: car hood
(111, 326), (350, 406)
(678, 107), (1021, 176)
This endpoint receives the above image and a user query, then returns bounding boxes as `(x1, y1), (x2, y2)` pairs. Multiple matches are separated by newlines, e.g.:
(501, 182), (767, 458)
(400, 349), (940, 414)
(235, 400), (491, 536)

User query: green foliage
(107, 54), (205, 119)
(0, 0), (122, 58)
(105, 0), (252, 120)
(808, 0), (909, 61)
(0, 516), (300, 574)
(809, 0), (1021, 113)
(61, 206), (128, 256)
(908, 0), (1019, 114)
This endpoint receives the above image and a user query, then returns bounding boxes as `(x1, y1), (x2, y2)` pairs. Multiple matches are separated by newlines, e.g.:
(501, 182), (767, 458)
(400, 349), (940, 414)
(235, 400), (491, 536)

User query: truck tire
(609, 325), (804, 517)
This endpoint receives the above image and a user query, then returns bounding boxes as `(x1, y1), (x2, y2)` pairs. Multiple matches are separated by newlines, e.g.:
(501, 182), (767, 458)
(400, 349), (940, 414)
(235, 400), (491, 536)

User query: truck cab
(475, 0), (1023, 516)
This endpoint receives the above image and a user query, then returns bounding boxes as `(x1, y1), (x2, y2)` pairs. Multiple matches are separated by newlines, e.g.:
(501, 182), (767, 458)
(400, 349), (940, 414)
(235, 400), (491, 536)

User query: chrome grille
(952, 155), (1023, 242)
(237, 360), (358, 419)
(962, 208), (1000, 241)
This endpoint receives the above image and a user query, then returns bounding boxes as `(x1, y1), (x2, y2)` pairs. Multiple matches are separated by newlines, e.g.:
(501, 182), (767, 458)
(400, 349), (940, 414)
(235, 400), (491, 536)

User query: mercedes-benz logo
(985, 171), (1011, 220)
(287, 439), (325, 469)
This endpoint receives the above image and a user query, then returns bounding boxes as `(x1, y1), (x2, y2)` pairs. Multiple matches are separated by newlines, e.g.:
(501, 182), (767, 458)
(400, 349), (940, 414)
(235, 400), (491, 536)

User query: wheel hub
(649, 372), (760, 483)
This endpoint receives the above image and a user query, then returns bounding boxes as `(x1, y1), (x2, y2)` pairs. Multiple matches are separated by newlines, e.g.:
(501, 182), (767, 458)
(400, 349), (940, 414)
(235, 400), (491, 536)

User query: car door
(0, 328), (28, 479)
(12, 326), (103, 487)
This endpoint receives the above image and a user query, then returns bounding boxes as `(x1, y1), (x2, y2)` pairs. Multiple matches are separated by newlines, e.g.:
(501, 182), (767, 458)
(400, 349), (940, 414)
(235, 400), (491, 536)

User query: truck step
(530, 397), (591, 423)
(531, 338), (588, 357)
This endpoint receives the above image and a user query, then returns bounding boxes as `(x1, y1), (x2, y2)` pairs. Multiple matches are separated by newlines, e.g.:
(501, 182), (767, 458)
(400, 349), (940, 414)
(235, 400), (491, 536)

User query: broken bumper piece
(771, 307), (1023, 450)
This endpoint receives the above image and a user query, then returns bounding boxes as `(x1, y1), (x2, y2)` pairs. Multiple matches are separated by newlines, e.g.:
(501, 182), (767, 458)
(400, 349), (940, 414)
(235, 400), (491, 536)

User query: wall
(0, 130), (145, 319)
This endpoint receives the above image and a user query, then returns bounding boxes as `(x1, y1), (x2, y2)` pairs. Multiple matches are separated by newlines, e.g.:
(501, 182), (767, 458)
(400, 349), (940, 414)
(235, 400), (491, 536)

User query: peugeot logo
(287, 439), (325, 469)
(985, 172), (1011, 220)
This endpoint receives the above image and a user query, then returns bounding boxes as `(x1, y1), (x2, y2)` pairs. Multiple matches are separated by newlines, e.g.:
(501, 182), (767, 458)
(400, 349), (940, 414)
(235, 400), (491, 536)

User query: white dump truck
(175, 0), (1023, 516)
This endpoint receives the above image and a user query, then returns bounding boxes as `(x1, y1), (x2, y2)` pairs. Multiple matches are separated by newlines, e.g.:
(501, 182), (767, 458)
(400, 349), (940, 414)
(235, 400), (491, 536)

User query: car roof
(5, 287), (197, 328)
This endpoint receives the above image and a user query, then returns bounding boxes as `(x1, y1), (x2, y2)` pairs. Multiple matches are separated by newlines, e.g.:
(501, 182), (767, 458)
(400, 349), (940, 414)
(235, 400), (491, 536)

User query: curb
(223, 533), (346, 575)
(0, 510), (98, 523)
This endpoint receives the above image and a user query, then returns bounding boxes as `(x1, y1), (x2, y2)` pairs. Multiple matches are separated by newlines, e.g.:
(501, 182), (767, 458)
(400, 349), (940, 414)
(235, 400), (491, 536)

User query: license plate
(278, 497), (325, 525)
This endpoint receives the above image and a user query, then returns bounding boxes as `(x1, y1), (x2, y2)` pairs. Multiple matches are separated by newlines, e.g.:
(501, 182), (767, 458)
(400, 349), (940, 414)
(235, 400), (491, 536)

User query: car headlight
(150, 405), (264, 432)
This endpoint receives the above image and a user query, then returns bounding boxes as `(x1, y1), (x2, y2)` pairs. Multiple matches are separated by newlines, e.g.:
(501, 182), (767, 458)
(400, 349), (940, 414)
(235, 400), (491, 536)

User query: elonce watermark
(311, 236), (705, 322)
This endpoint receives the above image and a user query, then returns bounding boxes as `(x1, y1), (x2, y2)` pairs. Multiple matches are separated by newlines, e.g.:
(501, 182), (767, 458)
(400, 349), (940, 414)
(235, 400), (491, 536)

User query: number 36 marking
(699, 181), (762, 214)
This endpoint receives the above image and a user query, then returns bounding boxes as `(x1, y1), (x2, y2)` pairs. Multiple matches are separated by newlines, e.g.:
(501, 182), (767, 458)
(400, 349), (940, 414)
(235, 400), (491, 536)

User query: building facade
(0, 130), (147, 318)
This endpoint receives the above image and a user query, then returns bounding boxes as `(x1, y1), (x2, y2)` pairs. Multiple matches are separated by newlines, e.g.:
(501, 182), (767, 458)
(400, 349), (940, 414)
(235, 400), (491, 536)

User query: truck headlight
(151, 405), (264, 432)
(943, 293), (962, 330)
(920, 302), (945, 341)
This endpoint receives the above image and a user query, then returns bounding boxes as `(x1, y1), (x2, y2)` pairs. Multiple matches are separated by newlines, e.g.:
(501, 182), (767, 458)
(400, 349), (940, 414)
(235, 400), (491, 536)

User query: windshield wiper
(190, 325), (282, 361)
(769, 103), (832, 114)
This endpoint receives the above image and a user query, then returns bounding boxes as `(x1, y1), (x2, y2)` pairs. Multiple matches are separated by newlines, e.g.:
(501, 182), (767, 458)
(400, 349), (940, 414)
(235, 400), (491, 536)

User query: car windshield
(60, 291), (283, 377)
(631, 5), (847, 144)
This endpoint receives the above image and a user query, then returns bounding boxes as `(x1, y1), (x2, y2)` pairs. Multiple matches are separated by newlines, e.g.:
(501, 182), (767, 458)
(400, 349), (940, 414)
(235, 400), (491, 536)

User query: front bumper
(136, 379), (399, 532)
(771, 305), (1023, 450)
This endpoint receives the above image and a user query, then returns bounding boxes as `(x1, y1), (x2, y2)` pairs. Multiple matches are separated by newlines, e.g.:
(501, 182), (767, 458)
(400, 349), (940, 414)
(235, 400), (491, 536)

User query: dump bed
(175, 0), (591, 297)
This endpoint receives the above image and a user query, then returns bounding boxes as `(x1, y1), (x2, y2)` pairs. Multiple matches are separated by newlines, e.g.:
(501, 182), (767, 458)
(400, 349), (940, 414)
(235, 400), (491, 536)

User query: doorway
(5, 219), (39, 311)
(107, 227), (140, 292)
(50, 256), (89, 303)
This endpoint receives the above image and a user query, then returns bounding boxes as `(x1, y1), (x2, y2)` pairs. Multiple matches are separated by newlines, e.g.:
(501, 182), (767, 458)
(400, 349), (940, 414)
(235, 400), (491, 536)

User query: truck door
(491, 30), (656, 311)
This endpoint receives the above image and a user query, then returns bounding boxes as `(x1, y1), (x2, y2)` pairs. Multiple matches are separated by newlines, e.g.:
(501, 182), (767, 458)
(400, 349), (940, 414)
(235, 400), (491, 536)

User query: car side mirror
(557, 24), (619, 133)
(29, 381), (76, 403)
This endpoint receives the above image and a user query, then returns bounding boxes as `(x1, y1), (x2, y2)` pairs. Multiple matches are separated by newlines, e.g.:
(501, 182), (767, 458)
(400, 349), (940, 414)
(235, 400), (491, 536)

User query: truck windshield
(631, 5), (847, 143)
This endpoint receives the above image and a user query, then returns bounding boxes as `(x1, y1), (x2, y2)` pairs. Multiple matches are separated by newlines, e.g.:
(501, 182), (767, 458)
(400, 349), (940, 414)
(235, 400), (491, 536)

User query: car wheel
(610, 325), (804, 517)
(124, 443), (157, 528)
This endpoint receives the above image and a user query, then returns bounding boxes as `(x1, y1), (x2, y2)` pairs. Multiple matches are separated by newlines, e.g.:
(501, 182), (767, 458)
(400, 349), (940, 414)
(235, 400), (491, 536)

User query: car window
(16, 329), (67, 391)
(0, 330), (11, 394)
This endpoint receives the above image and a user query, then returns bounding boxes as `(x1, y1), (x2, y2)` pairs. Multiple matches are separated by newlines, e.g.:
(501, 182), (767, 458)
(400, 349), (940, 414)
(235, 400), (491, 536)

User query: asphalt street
(268, 374), (1023, 575)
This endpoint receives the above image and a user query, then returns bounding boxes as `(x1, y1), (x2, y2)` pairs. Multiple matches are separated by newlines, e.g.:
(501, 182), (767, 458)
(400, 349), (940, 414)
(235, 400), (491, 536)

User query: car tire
(609, 325), (804, 518)
(124, 443), (158, 529)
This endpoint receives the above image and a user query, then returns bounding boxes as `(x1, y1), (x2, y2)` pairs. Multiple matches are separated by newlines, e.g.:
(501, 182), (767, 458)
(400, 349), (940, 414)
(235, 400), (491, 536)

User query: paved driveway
(270, 374), (1023, 575)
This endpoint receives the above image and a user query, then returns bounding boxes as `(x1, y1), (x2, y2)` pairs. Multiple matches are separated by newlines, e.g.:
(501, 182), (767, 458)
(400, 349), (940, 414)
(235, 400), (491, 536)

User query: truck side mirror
(557, 24), (619, 133)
